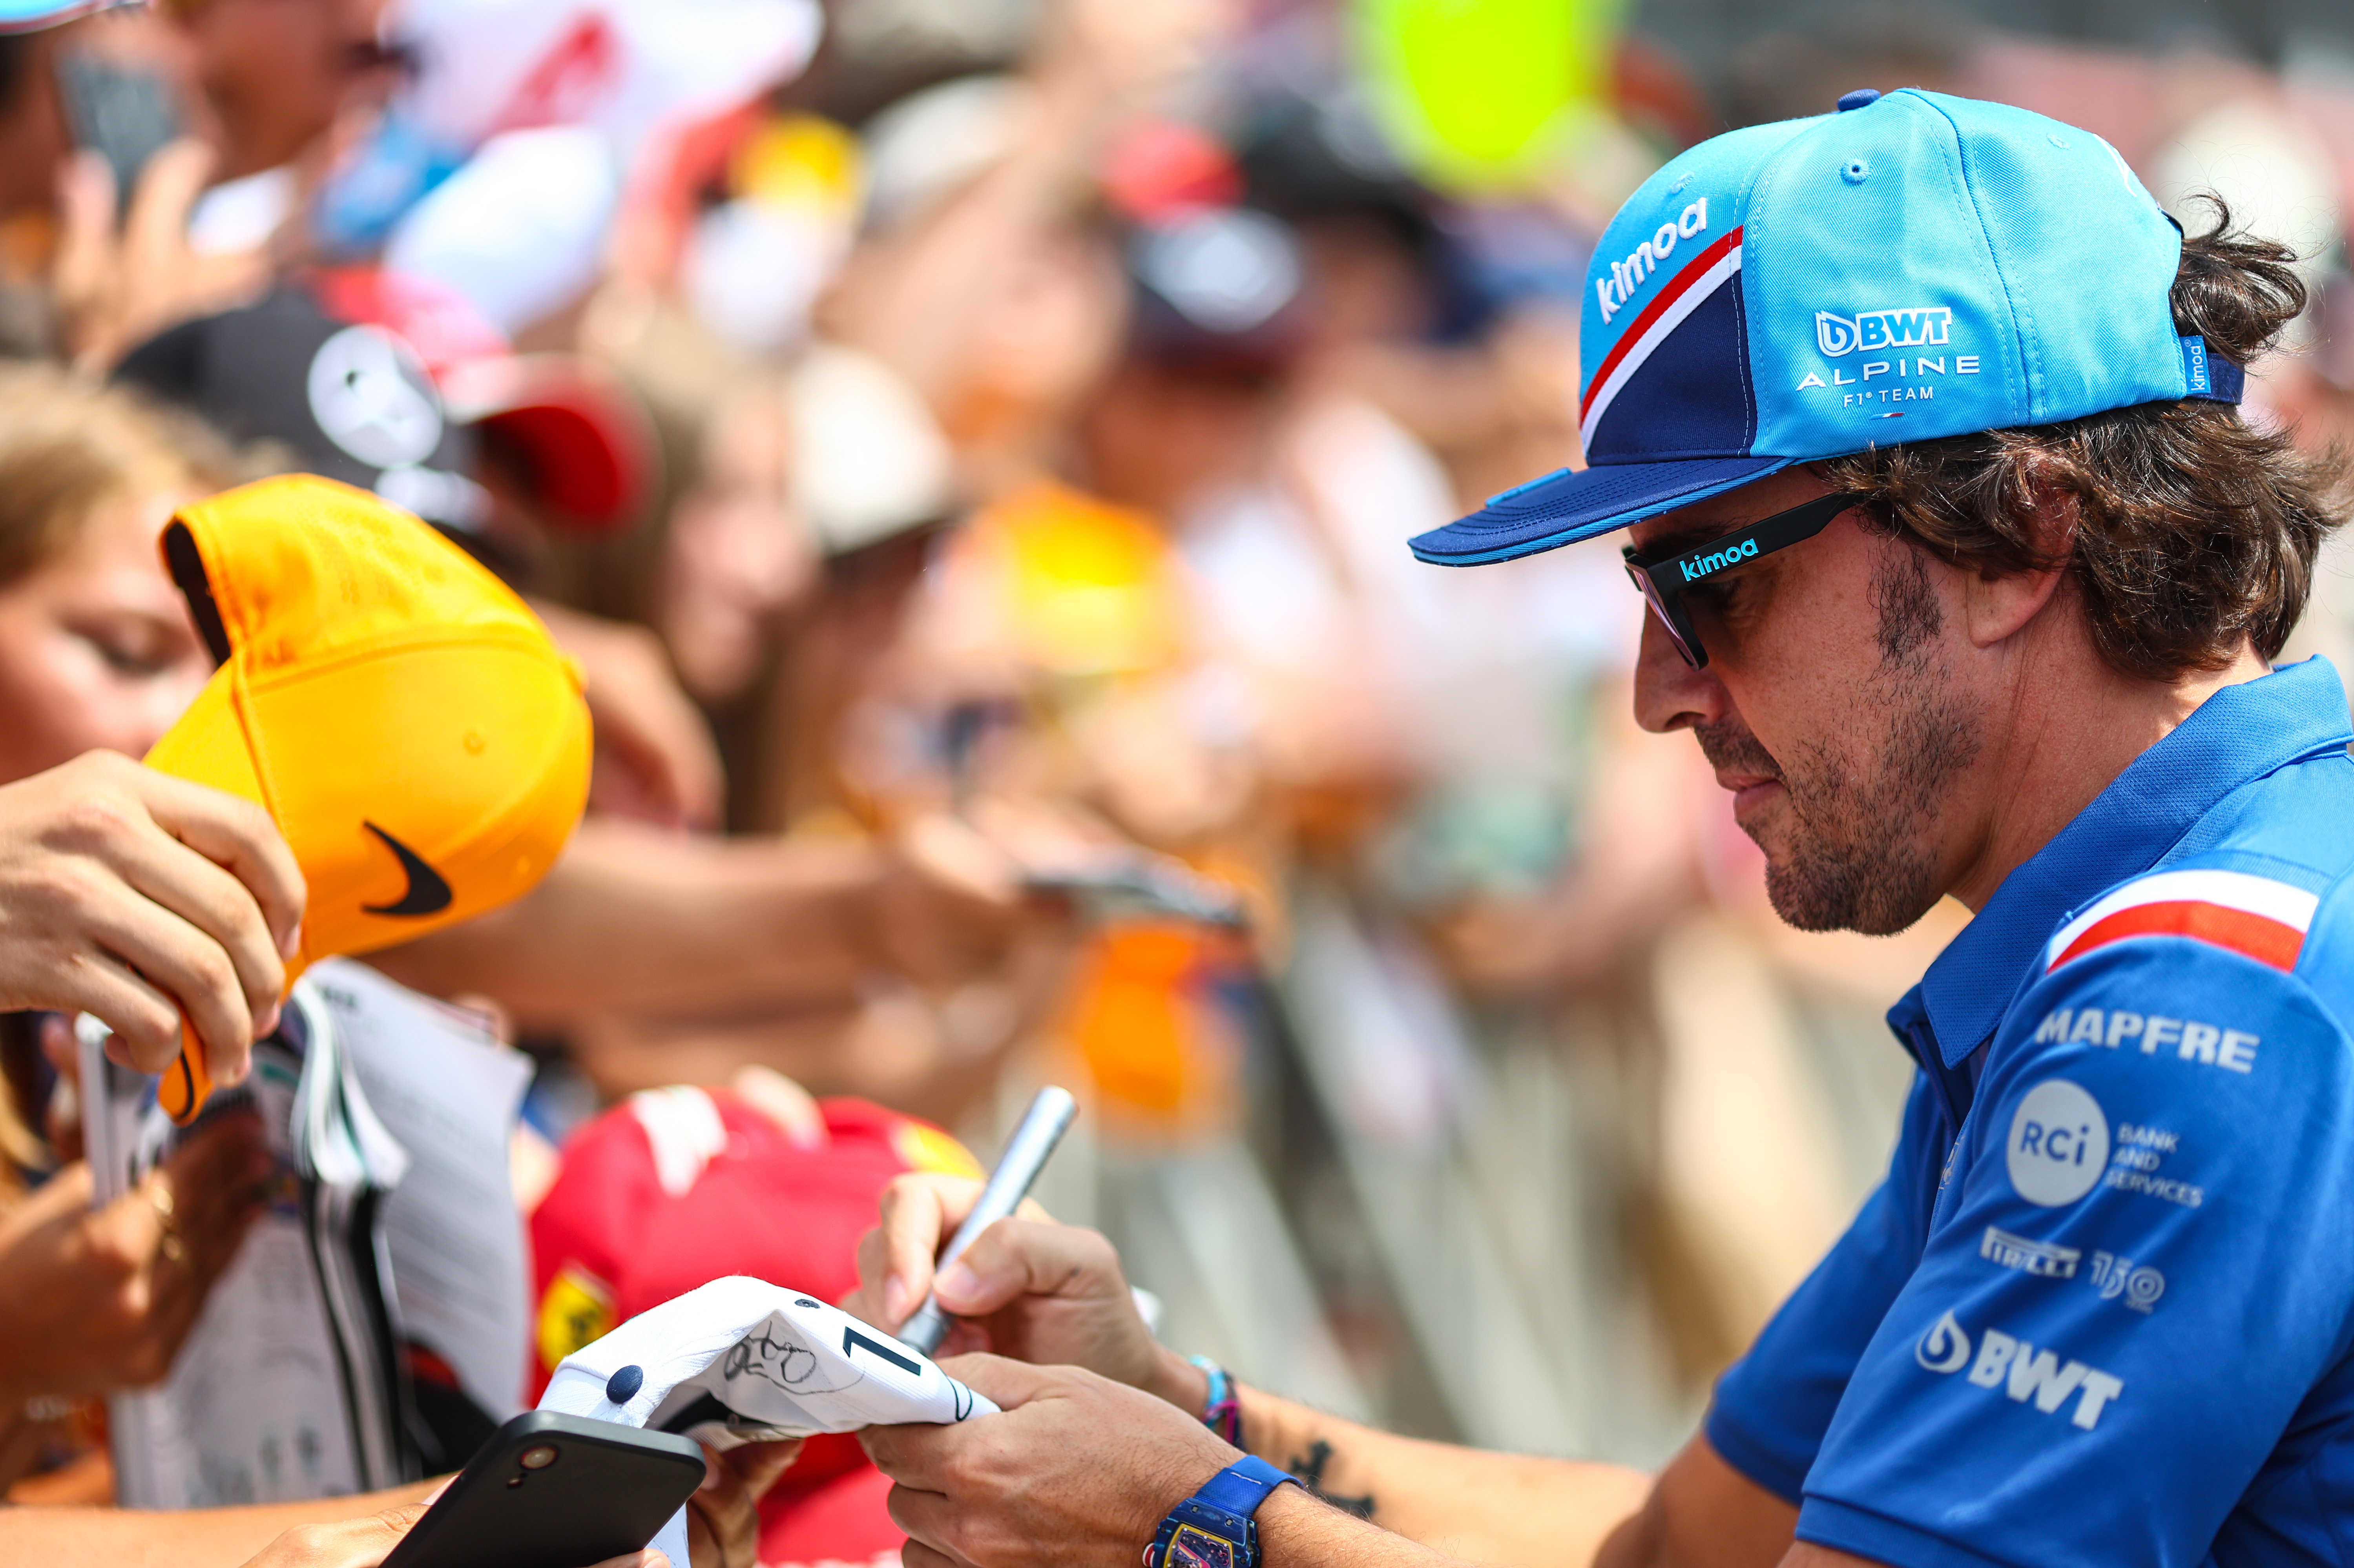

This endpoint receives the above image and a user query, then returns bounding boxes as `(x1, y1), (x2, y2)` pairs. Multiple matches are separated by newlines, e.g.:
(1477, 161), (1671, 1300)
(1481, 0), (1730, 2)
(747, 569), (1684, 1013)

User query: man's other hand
(0, 752), (306, 1087)
(846, 1174), (1185, 1399)
(864, 1356), (1233, 1568)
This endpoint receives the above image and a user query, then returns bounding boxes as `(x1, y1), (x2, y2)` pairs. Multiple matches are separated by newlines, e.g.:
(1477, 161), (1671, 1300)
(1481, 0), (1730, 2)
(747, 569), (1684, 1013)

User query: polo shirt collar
(1900, 656), (2353, 1070)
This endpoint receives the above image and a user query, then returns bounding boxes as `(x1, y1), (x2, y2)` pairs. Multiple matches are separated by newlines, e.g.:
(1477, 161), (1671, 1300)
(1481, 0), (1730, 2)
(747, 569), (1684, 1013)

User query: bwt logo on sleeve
(2007, 1078), (2110, 1206)
(1914, 1310), (2125, 1429)
(1816, 306), (1954, 357)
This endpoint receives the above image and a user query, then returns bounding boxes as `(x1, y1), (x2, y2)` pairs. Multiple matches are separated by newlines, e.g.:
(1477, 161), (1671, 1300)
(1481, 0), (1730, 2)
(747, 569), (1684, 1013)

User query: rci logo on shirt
(1913, 1310), (2125, 1430)
(2007, 1078), (2109, 1206)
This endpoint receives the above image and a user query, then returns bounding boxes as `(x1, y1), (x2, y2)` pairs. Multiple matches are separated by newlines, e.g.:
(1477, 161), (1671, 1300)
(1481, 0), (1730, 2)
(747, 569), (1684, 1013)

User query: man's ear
(1963, 474), (2076, 649)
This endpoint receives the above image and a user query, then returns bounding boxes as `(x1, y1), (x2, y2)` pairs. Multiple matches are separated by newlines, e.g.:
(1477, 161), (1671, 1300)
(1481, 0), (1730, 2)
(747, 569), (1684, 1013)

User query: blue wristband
(1189, 1355), (1242, 1446)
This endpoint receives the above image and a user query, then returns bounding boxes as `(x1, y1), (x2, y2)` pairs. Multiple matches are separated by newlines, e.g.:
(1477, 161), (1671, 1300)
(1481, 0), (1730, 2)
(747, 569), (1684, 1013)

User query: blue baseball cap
(0, 0), (135, 32)
(1410, 88), (2243, 567)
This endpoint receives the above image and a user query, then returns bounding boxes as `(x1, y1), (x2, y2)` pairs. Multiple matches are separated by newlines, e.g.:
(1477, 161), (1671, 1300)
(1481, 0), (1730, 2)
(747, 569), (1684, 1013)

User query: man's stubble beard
(1698, 543), (1981, 936)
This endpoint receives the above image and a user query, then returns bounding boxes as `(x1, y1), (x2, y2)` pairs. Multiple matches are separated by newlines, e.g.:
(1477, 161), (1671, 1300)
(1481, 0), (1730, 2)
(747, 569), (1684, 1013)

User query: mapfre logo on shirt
(1914, 1310), (2124, 1430)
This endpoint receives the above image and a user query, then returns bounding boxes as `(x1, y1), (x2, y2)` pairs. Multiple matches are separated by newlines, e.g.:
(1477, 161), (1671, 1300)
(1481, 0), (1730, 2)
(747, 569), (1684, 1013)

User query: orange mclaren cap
(144, 474), (592, 1121)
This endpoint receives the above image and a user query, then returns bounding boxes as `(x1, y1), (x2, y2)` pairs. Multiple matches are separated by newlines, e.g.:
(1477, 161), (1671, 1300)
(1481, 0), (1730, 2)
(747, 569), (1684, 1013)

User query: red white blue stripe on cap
(2044, 869), (2318, 974)
(1581, 228), (1744, 452)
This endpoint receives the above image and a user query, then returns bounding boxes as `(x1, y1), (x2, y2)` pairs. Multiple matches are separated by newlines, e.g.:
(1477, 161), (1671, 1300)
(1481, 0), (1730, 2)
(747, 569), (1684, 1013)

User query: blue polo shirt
(1706, 656), (2354, 1568)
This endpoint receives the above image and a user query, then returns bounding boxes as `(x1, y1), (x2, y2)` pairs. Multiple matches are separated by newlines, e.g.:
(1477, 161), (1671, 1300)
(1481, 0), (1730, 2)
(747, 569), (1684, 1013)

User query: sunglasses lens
(1624, 563), (1701, 667)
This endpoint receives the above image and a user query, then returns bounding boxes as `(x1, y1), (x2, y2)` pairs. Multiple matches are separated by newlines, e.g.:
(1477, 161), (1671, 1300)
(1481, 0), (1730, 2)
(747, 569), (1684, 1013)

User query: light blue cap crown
(1414, 89), (2231, 566)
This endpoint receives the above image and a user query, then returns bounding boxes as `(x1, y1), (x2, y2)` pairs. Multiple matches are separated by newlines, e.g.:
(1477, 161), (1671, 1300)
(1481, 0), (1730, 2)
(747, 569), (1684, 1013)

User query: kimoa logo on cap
(361, 821), (454, 917)
(1595, 198), (1711, 324)
(1816, 306), (1954, 357)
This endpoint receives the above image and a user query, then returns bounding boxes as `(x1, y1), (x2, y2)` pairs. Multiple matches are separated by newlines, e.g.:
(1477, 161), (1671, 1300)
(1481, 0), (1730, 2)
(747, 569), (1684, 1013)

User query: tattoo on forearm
(1286, 1439), (1375, 1520)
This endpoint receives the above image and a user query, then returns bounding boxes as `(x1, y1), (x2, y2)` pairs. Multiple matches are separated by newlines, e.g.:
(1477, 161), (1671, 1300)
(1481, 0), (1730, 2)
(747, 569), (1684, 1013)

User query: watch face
(1168, 1524), (1239, 1568)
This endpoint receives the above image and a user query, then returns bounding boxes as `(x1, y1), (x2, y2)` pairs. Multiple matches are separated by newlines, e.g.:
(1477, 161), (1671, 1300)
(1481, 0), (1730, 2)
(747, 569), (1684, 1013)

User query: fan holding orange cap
(139, 473), (593, 1121)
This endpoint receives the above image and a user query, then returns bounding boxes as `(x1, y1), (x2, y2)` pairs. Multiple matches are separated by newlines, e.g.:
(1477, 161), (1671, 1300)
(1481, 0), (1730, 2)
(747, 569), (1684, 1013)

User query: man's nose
(1631, 612), (1729, 734)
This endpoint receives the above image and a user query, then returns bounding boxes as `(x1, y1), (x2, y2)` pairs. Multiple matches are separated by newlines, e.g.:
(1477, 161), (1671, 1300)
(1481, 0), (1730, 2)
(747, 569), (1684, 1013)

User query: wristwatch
(1144, 1456), (1299, 1568)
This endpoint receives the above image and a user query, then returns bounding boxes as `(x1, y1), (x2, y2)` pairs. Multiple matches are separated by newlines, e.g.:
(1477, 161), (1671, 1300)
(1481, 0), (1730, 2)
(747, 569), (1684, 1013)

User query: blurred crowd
(2, 0), (2354, 1537)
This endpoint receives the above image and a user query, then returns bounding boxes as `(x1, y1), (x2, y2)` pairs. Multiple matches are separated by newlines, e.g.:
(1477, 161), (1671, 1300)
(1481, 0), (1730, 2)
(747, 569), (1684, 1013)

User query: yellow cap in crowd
(144, 474), (592, 1121)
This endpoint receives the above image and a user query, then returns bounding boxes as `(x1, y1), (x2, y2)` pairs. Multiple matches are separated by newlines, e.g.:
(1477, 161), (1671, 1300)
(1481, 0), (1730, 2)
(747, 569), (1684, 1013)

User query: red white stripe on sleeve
(2044, 868), (2319, 975)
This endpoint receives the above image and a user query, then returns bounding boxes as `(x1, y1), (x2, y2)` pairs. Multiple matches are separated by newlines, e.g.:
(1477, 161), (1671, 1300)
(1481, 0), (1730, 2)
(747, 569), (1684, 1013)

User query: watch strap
(1145, 1457), (1299, 1568)
(1194, 1455), (1294, 1517)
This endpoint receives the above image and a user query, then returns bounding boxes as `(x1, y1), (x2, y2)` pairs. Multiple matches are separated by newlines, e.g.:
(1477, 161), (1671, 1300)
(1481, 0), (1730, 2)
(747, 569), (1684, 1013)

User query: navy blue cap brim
(1410, 455), (1791, 567)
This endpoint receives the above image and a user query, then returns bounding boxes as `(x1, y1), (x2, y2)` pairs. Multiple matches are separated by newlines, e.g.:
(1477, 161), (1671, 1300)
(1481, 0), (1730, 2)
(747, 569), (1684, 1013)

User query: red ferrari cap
(530, 1087), (981, 1568)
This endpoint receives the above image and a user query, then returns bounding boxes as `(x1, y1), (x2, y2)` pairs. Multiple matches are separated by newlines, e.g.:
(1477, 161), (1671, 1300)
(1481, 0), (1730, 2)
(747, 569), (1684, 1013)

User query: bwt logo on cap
(1815, 306), (1955, 357)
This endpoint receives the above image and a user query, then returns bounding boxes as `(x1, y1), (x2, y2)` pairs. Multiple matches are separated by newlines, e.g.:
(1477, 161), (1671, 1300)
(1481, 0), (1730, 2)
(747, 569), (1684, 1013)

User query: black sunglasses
(1620, 492), (1866, 669)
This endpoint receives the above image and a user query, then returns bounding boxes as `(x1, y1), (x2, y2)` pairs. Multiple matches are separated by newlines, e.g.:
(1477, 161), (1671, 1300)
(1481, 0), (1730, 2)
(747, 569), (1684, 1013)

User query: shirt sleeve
(1796, 937), (2354, 1568)
(1706, 1072), (1944, 1503)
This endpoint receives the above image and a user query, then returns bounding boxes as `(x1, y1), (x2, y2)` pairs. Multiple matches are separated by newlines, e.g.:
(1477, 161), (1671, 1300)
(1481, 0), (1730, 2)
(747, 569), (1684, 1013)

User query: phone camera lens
(519, 1444), (559, 1471)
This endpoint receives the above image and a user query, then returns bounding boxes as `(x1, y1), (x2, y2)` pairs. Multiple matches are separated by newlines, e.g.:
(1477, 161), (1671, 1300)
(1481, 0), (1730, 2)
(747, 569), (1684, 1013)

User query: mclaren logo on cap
(361, 822), (454, 916)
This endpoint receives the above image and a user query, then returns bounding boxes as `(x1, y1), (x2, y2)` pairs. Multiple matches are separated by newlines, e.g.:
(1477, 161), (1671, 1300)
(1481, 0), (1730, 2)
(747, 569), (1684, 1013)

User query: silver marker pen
(898, 1086), (1079, 1355)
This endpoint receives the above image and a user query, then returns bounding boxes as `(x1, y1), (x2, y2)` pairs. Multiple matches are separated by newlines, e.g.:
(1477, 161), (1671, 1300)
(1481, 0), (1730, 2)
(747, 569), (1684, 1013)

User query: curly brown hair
(1817, 198), (2351, 683)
